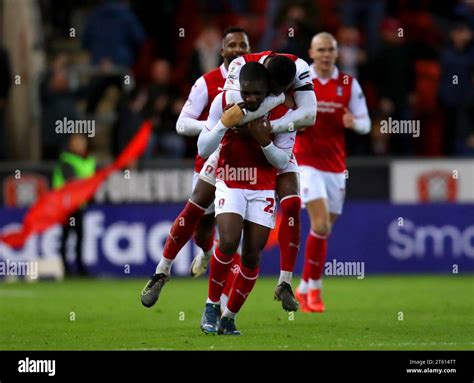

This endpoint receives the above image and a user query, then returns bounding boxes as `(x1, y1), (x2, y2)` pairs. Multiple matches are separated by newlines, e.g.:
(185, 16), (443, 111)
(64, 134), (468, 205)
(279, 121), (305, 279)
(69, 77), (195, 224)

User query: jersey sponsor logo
(317, 101), (344, 113)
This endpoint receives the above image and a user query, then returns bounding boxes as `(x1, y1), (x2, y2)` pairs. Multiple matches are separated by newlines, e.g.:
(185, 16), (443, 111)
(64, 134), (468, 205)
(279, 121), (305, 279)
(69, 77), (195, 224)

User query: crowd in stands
(2, 0), (473, 161)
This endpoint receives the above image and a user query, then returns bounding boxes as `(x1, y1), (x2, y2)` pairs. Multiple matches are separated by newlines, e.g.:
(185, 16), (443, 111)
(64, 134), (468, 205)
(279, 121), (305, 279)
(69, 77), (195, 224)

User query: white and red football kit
(198, 92), (295, 228)
(294, 65), (370, 214)
(176, 64), (228, 214)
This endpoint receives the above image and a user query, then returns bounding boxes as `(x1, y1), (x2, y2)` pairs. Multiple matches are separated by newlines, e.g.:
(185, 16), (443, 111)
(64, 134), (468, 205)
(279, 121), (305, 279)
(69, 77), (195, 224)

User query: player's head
(309, 32), (338, 72)
(68, 134), (88, 157)
(239, 62), (269, 112)
(265, 55), (296, 95)
(221, 27), (250, 67)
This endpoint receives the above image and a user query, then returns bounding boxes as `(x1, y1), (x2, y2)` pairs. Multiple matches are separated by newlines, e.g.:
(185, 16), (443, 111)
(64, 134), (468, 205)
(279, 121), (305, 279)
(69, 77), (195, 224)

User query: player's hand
(342, 107), (355, 129)
(284, 93), (296, 109)
(221, 103), (244, 128)
(248, 117), (272, 146)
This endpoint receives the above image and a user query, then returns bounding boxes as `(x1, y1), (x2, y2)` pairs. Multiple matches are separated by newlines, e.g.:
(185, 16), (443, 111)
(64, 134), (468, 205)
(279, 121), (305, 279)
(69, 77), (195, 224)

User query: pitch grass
(0, 275), (472, 350)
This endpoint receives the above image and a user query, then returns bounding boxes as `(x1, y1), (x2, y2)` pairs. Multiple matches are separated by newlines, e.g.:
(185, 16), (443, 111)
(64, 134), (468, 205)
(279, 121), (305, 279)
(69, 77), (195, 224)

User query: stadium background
(1, 0), (473, 277)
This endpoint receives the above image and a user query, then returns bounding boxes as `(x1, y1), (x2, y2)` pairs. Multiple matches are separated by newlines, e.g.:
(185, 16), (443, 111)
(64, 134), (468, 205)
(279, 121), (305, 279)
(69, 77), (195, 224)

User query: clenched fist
(221, 103), (245, 128)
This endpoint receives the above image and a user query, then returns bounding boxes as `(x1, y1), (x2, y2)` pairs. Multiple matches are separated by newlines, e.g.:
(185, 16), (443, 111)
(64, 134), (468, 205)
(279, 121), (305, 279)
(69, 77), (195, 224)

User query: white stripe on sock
(213, 251), (234, 265)
(298, 279), (308, 293)
(278, 271), (292, 285)
(308, 278), (322, 289)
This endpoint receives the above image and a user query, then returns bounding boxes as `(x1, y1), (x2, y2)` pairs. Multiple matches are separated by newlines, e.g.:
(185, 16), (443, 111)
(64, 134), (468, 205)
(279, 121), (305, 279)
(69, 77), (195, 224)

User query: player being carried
(294, 32), (371, 312)
(198, 61), (297, 335)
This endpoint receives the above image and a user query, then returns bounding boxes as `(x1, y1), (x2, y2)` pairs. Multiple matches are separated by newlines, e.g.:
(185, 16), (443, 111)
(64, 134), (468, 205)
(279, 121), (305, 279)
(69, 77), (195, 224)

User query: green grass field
(0, 275), (472, 350)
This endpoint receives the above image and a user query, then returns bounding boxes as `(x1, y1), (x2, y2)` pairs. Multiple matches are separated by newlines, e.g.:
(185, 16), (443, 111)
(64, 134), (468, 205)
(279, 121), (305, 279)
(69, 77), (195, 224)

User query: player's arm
(343, 78), (371, 134)
(269, 59), (317, 133)
(197, 93), (244, 158)
(226, 91), (285, 125)
(175, 76), (208, 136)
(248, 119), (295, 169)
(263, 130), (296, 169)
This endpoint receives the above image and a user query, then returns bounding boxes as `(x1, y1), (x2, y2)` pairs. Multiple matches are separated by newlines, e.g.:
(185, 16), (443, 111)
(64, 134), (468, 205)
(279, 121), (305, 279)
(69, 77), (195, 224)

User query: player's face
(309, 37), (338, 72)
(240, 80), (267, 112)
(221, 32), (250, 65)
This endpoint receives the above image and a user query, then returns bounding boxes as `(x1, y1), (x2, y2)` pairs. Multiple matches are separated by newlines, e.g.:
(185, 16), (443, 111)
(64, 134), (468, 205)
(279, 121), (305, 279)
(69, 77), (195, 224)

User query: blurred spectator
(39, 53), (81, 160)
(52, 134), (95, 277)
(439, 22), (474, 155)
(337, 25), (367, 77)
(82, 0), (146, 114)
(189, 26), (222, 83)
(144, 59), (186, 159)
(111, 87), (148, 156)
(342, 0), (386, 58)
(0, 45), (12, 160)
(372, 18), (415, 154)
(273, 2), (318, 62)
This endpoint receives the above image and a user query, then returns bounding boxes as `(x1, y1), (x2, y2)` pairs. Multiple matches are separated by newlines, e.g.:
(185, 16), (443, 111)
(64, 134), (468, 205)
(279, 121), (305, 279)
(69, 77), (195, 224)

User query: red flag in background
(0, 120), (152, 248)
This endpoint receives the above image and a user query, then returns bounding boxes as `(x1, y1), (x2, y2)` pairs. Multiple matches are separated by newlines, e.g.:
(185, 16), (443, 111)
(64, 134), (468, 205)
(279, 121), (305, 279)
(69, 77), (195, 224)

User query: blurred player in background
(295, 32), (371, 312)
(198, 62), (296, 334)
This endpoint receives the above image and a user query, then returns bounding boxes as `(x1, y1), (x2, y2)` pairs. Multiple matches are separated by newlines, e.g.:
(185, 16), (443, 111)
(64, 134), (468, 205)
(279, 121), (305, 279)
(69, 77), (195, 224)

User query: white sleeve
(261, 131), (296, 169)
(223, 56), (245, 92)
(349, 78), (371, 135)
(292, 59), (313, 89)
(225, 91), (285, 125)
(197, 93), (226, 158)
(270, 90), (317, 133)
(176, 76), (208, 136)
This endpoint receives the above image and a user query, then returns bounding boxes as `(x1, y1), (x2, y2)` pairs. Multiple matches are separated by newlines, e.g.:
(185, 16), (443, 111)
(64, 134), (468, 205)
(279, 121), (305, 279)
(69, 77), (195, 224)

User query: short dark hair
(223, 27), (247, 38)
(239, 62), (269, 86)
(266, 55), (296, 88)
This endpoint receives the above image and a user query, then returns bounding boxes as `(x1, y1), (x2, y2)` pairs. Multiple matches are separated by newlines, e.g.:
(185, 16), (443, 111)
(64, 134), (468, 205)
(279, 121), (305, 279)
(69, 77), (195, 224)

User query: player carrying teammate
(294, 32), (371, 312)
(220, 50), (316, 311)
(198, 62), (297, 335)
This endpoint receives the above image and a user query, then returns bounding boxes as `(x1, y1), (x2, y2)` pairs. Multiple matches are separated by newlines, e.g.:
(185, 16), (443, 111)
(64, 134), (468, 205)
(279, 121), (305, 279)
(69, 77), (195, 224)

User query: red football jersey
(294, 70), (353, 173)
(193, 67), (226, 172)
(216, 93), (290, 190)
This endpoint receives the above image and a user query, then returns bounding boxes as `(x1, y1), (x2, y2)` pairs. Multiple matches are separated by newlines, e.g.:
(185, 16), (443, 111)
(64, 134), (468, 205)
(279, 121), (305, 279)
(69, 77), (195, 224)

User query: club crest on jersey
(336, 86), (343, 97)
(218, 198), (225, 208)
(205, 165), (214, 175)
